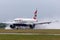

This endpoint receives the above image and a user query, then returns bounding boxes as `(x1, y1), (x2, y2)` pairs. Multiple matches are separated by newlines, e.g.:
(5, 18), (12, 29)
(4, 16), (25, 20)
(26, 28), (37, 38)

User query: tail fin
(33, 9), (38, 20)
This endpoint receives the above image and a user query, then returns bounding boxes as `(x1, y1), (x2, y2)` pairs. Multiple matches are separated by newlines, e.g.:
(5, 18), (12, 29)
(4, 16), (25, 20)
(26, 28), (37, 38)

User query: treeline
(0, 23), (6, 28)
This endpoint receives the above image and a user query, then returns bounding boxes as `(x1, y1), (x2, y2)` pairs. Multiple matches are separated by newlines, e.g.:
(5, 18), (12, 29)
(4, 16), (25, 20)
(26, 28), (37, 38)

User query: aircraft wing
(34, 20), (58, 25)
(34, 21), (52, 25)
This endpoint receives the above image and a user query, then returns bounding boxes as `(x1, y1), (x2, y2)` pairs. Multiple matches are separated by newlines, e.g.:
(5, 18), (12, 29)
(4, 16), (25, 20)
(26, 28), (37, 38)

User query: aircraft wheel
(29, 24), (35, 29)
(10, 25), (15, 29)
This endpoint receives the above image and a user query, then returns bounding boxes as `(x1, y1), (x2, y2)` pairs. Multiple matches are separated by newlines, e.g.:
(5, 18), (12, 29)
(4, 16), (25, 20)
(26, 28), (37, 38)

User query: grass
(0, 34), (60, 40)
(0, 29), (60, 40)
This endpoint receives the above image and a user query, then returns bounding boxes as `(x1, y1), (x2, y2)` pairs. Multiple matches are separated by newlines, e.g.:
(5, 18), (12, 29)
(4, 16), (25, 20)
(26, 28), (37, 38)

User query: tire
(29, 24), (35, 29)
(10, 25), (15, 29)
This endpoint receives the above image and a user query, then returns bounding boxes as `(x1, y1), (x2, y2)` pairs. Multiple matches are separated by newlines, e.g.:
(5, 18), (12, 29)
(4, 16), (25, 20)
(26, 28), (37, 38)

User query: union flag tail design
(33, 9), (37, 20)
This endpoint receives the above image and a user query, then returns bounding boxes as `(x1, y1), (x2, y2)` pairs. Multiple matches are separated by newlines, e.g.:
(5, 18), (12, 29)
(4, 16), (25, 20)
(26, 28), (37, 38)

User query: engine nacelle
(10, 24), (35, 29)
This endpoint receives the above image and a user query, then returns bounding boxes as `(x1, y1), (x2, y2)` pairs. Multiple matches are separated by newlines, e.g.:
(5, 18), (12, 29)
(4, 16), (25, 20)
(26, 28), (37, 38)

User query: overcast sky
(0, 0), (60, 22)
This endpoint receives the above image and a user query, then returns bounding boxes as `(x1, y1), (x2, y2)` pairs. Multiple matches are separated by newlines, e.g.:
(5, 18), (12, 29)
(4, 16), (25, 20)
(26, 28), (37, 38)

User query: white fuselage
(13, 18), (37, 24)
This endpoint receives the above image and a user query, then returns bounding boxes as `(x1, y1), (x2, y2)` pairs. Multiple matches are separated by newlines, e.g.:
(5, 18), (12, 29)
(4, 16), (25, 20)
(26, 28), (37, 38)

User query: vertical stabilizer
(33, 9), (38, 20)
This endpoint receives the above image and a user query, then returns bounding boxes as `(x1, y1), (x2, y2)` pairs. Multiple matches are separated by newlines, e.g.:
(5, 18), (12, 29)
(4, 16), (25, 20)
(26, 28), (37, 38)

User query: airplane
(3, 9), (51, 29)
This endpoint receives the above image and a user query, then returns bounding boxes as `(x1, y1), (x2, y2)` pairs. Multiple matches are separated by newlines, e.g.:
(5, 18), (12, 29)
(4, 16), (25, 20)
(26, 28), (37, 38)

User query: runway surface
(0, 33), (40, 35)
(0, 33), (60, 35)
